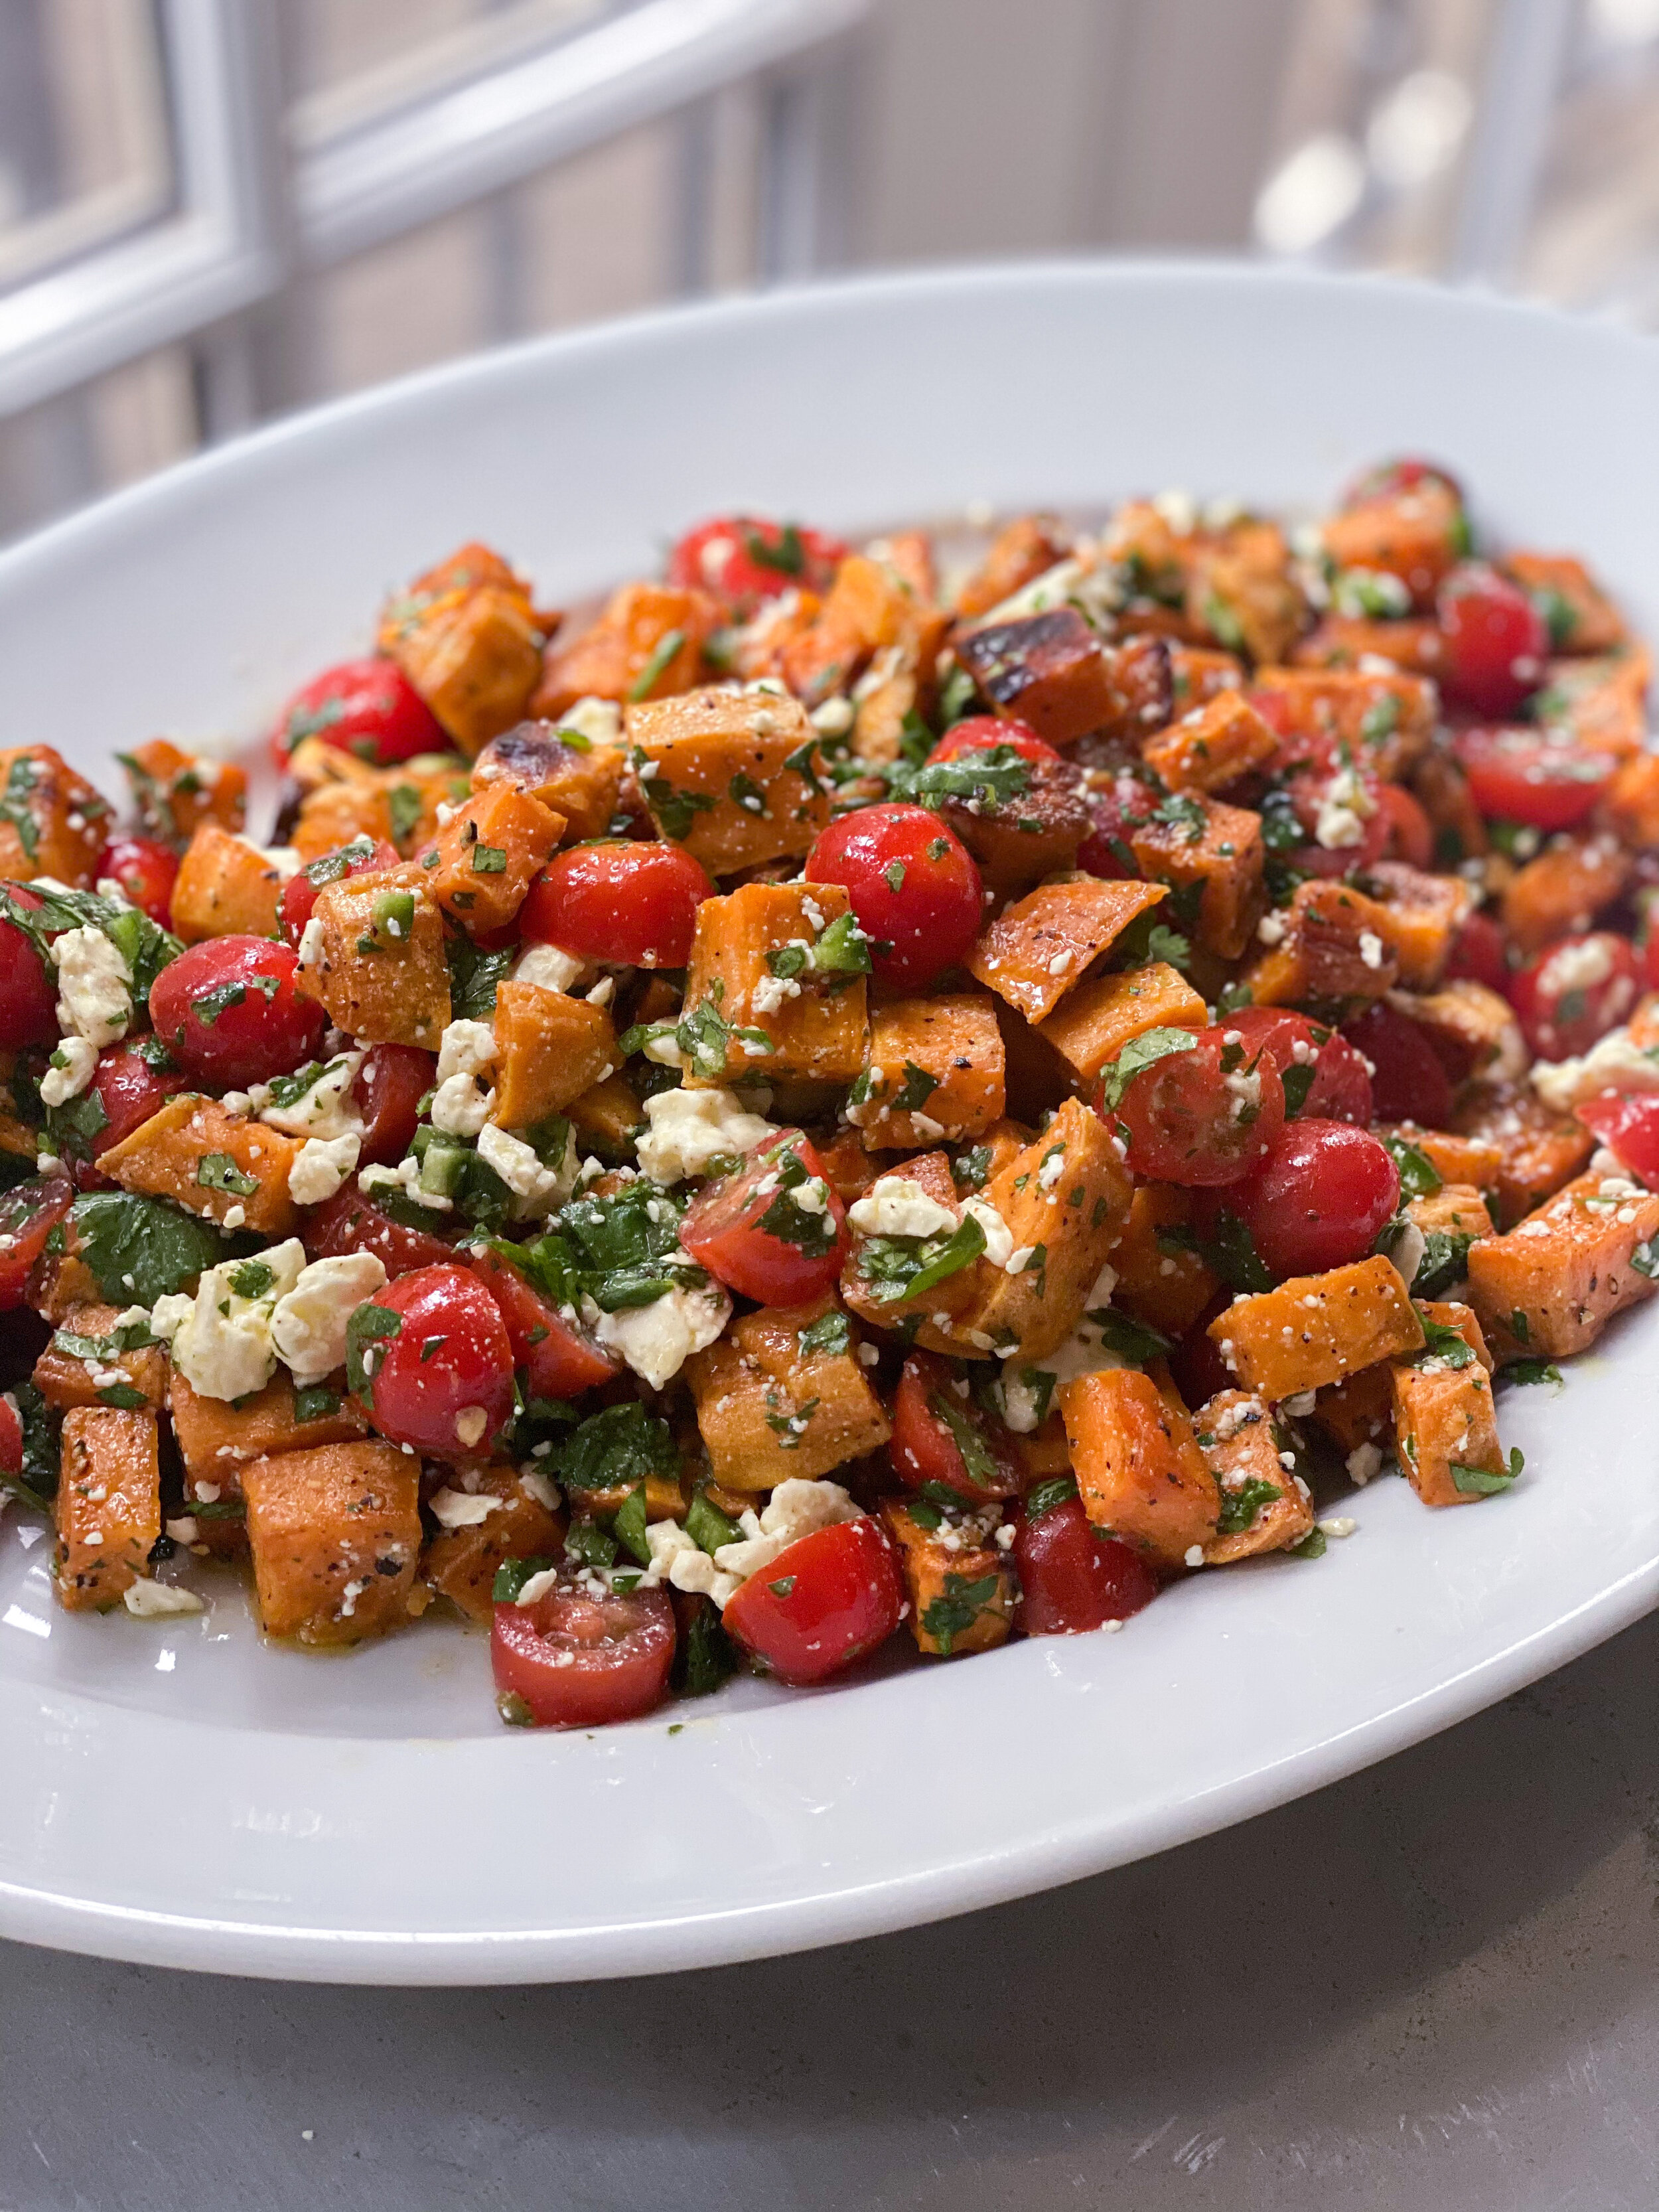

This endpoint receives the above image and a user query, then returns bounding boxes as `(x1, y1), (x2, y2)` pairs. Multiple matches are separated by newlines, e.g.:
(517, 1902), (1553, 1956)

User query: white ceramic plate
(2, 262), (1656, 1985)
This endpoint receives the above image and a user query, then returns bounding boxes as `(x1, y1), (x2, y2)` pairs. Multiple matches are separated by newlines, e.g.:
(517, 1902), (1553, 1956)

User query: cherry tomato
(353, 1263), (514, 1458)
(0, 1391), (21, 1480)
(305, 1184), (458, 1277)
(470, 1247), (619, 1400)
(1575, 1092), (1659, 1184)
(1109, 1029), (1285, 1187)
(0, 1175), (73, 1310)
(928, 715), (1061, 769)
(1340, 1001), (1453, 1127)
(0, 892), (59, 1051)
(680, 1130), (847, 1305)
(148, 937), (324, 1089)
(279, 836), (400, 948)
(1013, 1490), (1160, 1635)
(87, 1040), (188, 1155)
(806, 804), (982, 990)
(1220, 1008), (1373, 1126)
(1277, 761), (1390, 879)
(98, 837), (179, 926)
(1452, 725), (1614, 834)
(722, 1518), (904, 1686)
(1076, 769), (1157, 879)
(353, 1043), (435, 1167)
(1445, 909), (1511, 995)
(518, 840), (714, 969)
(666, 516), (847, 614)
(492, 1576), (676, 1726)
(1229, 1119), (1401, 1280)
(271, 656), (444, 770)
(1167, 1291), (1238, 1410)
(1437, 563), (1550, 717)
(1510, 932), (1639, 1063)
(889, 1351), (1019, 1506)
(1374, 782), (1433, 869)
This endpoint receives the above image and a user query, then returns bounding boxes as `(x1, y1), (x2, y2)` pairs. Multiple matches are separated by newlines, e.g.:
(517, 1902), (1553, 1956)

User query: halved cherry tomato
(1275, 761), (1390, 879)
(1452, 725), (1615, 834)
(0, 1175), (74, 1310)
(0, 1390), (22, 1479)
(808, 803), (981, 990)
(305, 1184), (457, 1277)
(492, 1577), (676, 1726)
(1109, 1028), (1285, 1187)
(1013, 1489), (1159, 1635)
(1374, 782), (1434, 869)
(98, 837), (179, 926)
(1510, 932), (1640, 1063)
(471, 1247), (619, 1400)
(271, 656), (444, 770)
(889, 1351), (1019, 1506)
(1445, 909), (1511, 995)
(353, 1043), (435, 1167)
(0, 892), (59, 1051)
(1576, 1091), (1659, 1184)
(680, 1130), (847, 1305)
(518, 840), (714, 969)
(148, 936), (325, 1088)
(722, 1518), (904, 1686)
(666, 516), (846, 615)
(1220, 1008), (1372, 1125)
(928, 715), (1061, 769)
(1076, 769), (1157, 879)
(80, 1043), (188, 1187)
(1228, 1118), (1400, 1280)
(279, 836), (400, 948)
(353, 1263), (514, 1458)
(1437, 563), (1550, 717)
(1340, 1001), (1453, 1127)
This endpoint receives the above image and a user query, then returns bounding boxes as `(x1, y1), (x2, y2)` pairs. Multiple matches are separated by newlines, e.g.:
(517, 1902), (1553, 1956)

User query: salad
(2, 462), (1656, 1730)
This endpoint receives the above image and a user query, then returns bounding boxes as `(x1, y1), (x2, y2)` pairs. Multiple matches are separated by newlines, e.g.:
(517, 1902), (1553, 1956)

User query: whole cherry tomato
(148, 937), (325, 1088)
(722, 1518), (904, 1686)
(1108, 1028), (1285, 1187)
(1452, 725), (1614, 834)
(806, 804), (982, 990)
(1437, 563), (1550, 717)
(666, 516), (846, 615)
(1228, 1119), (1401, 1280)
(351, 1263), (514, 1459)
(470, 1247), (619, 1400)
(679, 1131), (847, 1306)
(1013, 1488), (1160, 1635)
(1510, 932), (1639, 1063)
(0, 1175), (74, 1310)
(305, 1184), (457, 1277)
(928, 715), (1061, 769)
(353, 1043), (435, 1167)
(492, 1576), (676, 1726)
(889, 1351), (1020, 1506)
(279, 836), (400, 948)
(1340, 1001), (1453, 1127)
(98, 837), (179, 926)
(519, 840), (714, 969)
(0, 889), (59, 1051)
(1220, 1008), (1373, 1125)
(271, 656), (444, 770)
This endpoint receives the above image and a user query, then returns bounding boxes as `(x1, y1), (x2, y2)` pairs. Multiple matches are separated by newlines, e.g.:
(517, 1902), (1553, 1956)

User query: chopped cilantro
(1024, 1474), (1078, 1520)
(1452, 1448), (1524, 1496)
(798, 1308), (852, 1358)
(922, 1571), (1002, 1657)
(1096, 1027), (1198, 1114)
(560, 1400), (678, 1492)
(1214, 1477), (1282, 1537)
(344, 1303), (403, 1398)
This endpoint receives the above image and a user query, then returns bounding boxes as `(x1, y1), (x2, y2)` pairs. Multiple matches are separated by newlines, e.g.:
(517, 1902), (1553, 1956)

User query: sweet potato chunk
(1504, 552), (1626, 655)
(119, 737), (244, 848)
(1360, 862), (1477, 989)
(1127, 794), (1263, 960)
(686, 1298), (891, 1489)
(1167, 644), (1248, 709)
(1378, 1124), (1502, 1195)
(98, 1094), (300, 1236)
(1311, 1363), (1394, 1461)
(169, 1368), (367, 1558)
(1534, 648), (1649, 759)
(681, 880), (867, 1086)
(169, 824), (289, 942)
(1196, 1390), (1315, 1564)
(954, 514), (1068, 620)
(1291, 614), (1446, 678)
(421, 779), (563, 938)
(565, 1069), (645, 1160)
(968, 876), (1168, 1023)
(291, 763), (465, 865)
(242, 1440), (422, 1645)
(956, 607), (1131, 746)
(1142, 689), (1279, 795)
(423, 1467), (566, 1626)
(1390, 1345), (1506, 1509)
(625, 686), (830, 876)
(1406, 1183), (1494, 1290)
(879, 1499), (1015, 1657)
(492, 980), (618, 1127)
(382, 542), (543, 755)
(1059, 1366), (1219, 1570)
(0, 744), (111, 885)
(33, 1303), (167, 1412)
(1038, 962), (1207, 1088)
(1465, 1169), (1659, 1360)
(933, 758), (1091, 898)
(839, 1152), (982, 1349)
(1244, 879), (1399, 1007)
(1451, 1082), (1593, 1226)
(295, 866), (450, 1049)
(1501, 832), (1629, 956)
(1108, 1184), (1220, 1336)
(1393, 979), (1521, 1085)
(1320, 475), (1464, 607)
(1212, 1256), (1424, 1400)
(534, 582), (719, 717)
(54, 1407), (160, 1611)
(470, 720), (626, 841)
(848, 994), (1005, 1150)
(1248, 667), (1435, 782)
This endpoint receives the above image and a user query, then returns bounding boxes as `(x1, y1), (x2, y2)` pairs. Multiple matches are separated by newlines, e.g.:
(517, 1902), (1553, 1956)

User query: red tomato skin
(722, 1518), (904, 1686)
(357, 1264), (514, 1458)
(1230, 1120), (1401, 1280)
(1281, 763), (1390, 879)
(148, 937), (325, 1088)
(806, 805), (983, 990)
(1014, 1494), (1160, 1635)
(1112, 1031), (1287, 1187)
(470, 1248), (619, 1398)
(354, 1043), (435, 1167)
(271, 657), (444, 770)
(1445, 909), (1511, 995)
(680, 1132), (848, 1305)
(1437, 564), (1550, 717)
(1345, 456), (1465, 508)
(0, 1175), (74, 1310)
(1076, 771), (1157, 879)
(1221, 1009), (1373, 1126)
(1453, 725), (1614, 833)
(1576, 1092), (1659, 1184)
(492, 1582), (676, 1727)
(304, 1185), (457, 1277)
(0, 1390), (21, 1477)
(667, 516), (846, 613)
(1509, 933), (1639, 1063)
(1374, 782), (1434, 869)
(0, 903), (59, 1051)
(1644, 922), (1659, 995)
(889, 1351), (1019, 1505)
(518, 842), (714, 969)
(928, 715), (1061, 769)
(279, 838), (400, 947)
(1340, 1001), (1454, 1127)
(98, 838), (179, 926)
(78, 1045), (189, 1190)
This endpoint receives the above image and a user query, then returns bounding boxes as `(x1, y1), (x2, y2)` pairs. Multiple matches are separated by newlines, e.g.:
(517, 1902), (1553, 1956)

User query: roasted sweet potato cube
(119, 737), (245, 848)
(1450, 1082), (1593, 1226)
(1128, 794), (1263, 960)
(1320, 475), (1465, 607)
(682, 881), (867, 1086)
(1395, 980), (1522, 1085)
(1605, 753), (1659, 849)
(968, 876), (1168, 1023)
(1534, 648), (1650, 758)
(292, 764), (465, 866)
(1311, 1363), (1394, 1461)
(1196, 1390), (1315, 1564)
(1503, 552), (1625, 654)
(0, 744), (110, 885)
(423, 1467), (566, 1625)
(33, 1303), (167, 1412)
(687, 1298), (891, 1489)
(624, 686), (830, 876)
(879, 1499), (1015, 1657)
(295, 866), (450, 1049)
(1415, 1297), (1494, 1374)
(471, 720), (626, 840)
(839, 1152), (983, 1349)
(54, 1406), (160, 1611)
(1390, 1349), (1506, 1509)
(386, 571), (543, 757)
(1038, 962), (1207, 1087)
(169, 823), (289, 942)
(242, 1441), (422, 1645)
(1406, 1184), (1494, 1290)
(1378, 1122), (1502, 1196)
(1059, 1366), (1218, 1570)
(1142, 689), (1279, 795)
(956, 608), (1127, 746)
(1244, 879), (1399, 1007)
(492, 979), (618, 1127)
(1410, 747), (1487, 866)
(1501, 833), (1630, 954)
(954, 514), (1068, 621)
(1188, 518), (1305, 665)
(98, 1094), (300, 1236)
(1248, 667), (1437, 782)
(849, 994), (1004, 1150)
(534, 582), (718, 717)
(934, 757), (1090, 897)
(1291, 614), (1446, 678)
(564, 1069), (646, 1161)
(1212, 1256), (1424, 1400)
(1108, 1183), (1219, 1336)
(1360, 861), (1477, 988)
(421, 778), (563, 937)
(1167, 644), (1247, 709)
(851, 647), (947, 768)
(169, 1368), (366, 1558)
(1465, 1170), (1659, 1359)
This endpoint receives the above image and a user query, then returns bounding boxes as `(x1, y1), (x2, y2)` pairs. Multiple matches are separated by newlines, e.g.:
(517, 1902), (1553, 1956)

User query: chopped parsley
(922, 1571), (1002, 1657)
(1452, 1448), (1524, 1496)
(1214, 1477), (1282, 1537)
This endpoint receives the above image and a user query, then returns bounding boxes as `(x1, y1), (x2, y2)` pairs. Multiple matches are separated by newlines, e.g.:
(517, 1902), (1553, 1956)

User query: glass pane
(0, 0), (173, 288)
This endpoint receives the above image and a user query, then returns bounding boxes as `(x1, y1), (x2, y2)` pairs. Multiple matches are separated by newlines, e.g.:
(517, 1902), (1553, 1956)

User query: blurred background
(2, 0), (1657, 546)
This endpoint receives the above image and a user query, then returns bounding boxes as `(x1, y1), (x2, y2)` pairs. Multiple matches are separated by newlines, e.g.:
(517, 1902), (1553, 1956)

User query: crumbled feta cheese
(1183, 1543), (1205, 1568)
(1257, 909), (1288, 946)
(297, 917), (326, 968)
(476, 1121), (571, 1213)
(359, 1155), (452, 1211)
(713, 1479), (863, 1582)
(1223, 1066), (1262, 1122)
(751, 973), (802, 1017)
(251, 1053), (364, 1140)
(437, 1017), (497, 1085)
(961, 1197), (1014, 1269)
(454, 1406), (490, 1451)
(122, 1580), (206, 1618)
(50, 924), (131, 1046)
(513, 941), (587, 995)
(1313, 767), (1377, 851)
(512, 1566), (563, 1607)
(1532, 1025), (1659, 1112)
(431, 1072), (495, 1138)
(1319, 1516), (1358, 1538)
(995, 1311), (1131, 1432)
(636, 1086), (776, 1185)
(428, 1487), (502, 1530)
(269, 1252), (388, 1385)
(166, 1240), (307, 1402)
(1358, 931), (1386, 971)
(594, 1283), (731, 1391)
(557, 696), (623, 747)
(639, 1520), (741, 1608)
(1345, 1441), (1382, 1487)
(39, 1035), (97, 1107)
(287, 1132), (361, 1206)
(848, 1177), (959, 1241)
(1539, 936), (1615, 996)
(810, 696), (855, 737)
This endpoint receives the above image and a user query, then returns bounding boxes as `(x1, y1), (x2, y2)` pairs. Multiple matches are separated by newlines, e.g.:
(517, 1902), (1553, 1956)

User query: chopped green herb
(798, 1309), (851, 1357)
(1024, 1473), (1078, 1520)
(1452, 1448), (1524, 1496)
(559, 1400), (678, 1492)
(1497, 1358), (1563, 1388)
(492, 1555), (555, 1603)
(344, 1303), (403, 1398)
(628, 628), (687, 701)
(196, 1153), (259, 1199)
(611, 1483), (652, 1568)
(228, 1260), (275, 1300)
(387, 784), (424, 849)
(1215, 1477), (1282, 1537)
(1382, 1136), (1441, 1200)
(1096, 1027), (1198, 1114)
(685, 1487), (741, 1557)
(922, 1571), (1002, 1657)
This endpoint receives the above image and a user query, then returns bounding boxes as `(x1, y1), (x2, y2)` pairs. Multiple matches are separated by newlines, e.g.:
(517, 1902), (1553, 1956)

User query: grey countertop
(5, 1609), (1659, 2211)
